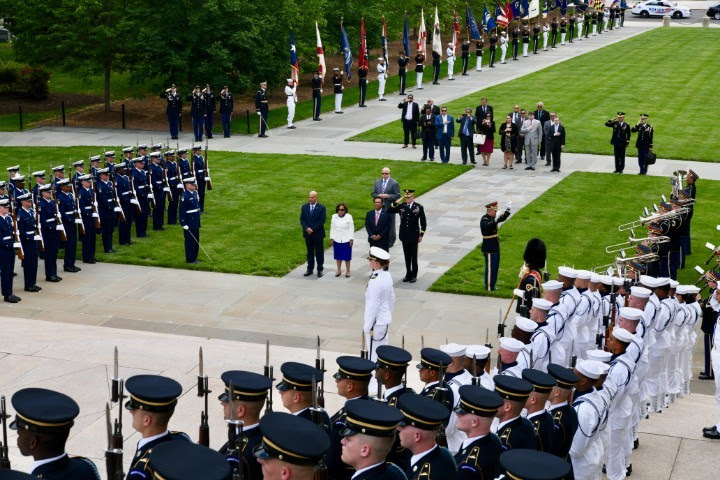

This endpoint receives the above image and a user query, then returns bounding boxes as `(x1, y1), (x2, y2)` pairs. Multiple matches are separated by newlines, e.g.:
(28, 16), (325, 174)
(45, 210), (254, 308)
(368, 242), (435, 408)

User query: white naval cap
(590, 274), (602, 283)
(675, 285), (690, 295)
(630, 286), (651, 299)
(542, 280), (563, 291)
(612, 327), (634, 343)
(597, 362), (611, 375)
(440, 343), (467, 357)
(612, 277), (625, 287)
(514, 317), (537, 333)
(656, 277), (671, 286)
(499, 337), (524, 353)
(586, 349), (613, 363)
(532, 298), (553, 311)
(598, 275), (613, 285)
(575, 270), (593, 280)
(368, 246), (390, 261)
(639, 275), (659, 288)
(619, 307), (644, 321)
(465, 345), (491, 360)
(558, 266), (577, 278)
(670, 280), (679, 288)
(576, 359), (603, 380)
(686, 286), (701, 295)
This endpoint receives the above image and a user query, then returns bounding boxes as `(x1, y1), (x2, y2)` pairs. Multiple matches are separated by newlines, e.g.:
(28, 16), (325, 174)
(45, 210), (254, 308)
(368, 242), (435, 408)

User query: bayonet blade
(199, 347), (204, 378)
(113, 347), (118, 379)
(105, 403), (112, 449)
(228, 382), (236, 423)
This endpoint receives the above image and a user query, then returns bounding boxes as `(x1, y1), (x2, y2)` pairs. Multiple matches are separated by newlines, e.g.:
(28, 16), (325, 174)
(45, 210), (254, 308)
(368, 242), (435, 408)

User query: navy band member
(276, 362), (330, 428)
(204, 84), (216, 138)
(160, 84), (182, 140)
(132, 158), (150, 238)
(125, 374), (191, 479)
(480, 201), (511, 291)
(56, 180), (80, 273)
(493, 375), (539, 450)
(149, 442), (230, 480)
(17, 193), (40, 293)
(255, 81), (269, 138)
(0, 198), (20, 302)
(454, 385), (504, 480)
(388, 189), (426, 283)
(517, 238), (547, 315)
(192, 145), (207, 212)
(254, 412), (331, 480)
(418, 348), (455, 411)
(547, 363), (579, 460)
(179, 177), (201, 264)
(219, 85), (234, 137)
(164, 151), (181, 225)
(77, 175), (96, 264)
(187, 85), (207, 142)
(38, 185), (62, 282)
(522, 369), (557, 453)
(217, 370), (272, 480)
(149, 153), (166, 231)
(339, 399), (406, 479)
(113, 163), (133, 246)
(397, 393), (457, 479)
(96, 168), (116, 253)
(10, 388), (100, 479)
(499, 449), (572, 480)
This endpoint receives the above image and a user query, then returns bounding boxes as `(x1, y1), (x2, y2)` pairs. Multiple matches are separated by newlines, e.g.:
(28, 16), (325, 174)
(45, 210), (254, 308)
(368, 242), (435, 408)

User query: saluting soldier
(187, 85), (207, 142)
(255, 81), (269, 137)
(493, 375), (539, 450)
(480, 201), (512, 291)
(179, 177), (202, 264)
(217, 370), (272, 479)
(113, 163), (133, 246)
(398, 50), (410, 94)
(132, 157), (150, 238)
(192, 145), (207, 212)
(37, 185), (61, 283)
(10, 388), (100, 479)
(164, 150), (181, 225)
(311, 71), (323, 120)
(160, 84), (182, 140)
(388, 189), (426, 283)
(333, 68), (345, 114)
(605, 112), (632, 174)
(219, 85), (234, 137)
(0, 198), (21, 302)
(77, 175), (96, 264)
(125, 374), (191, 478)
(631, 113), (653, 175)
(461, 39), (470, 75)
(517, 238), (547, 315)
(522, 369), (557, 453)
(547, 363), (579, 461)
(56, 179), (80, 273)
(276, 362), (330, 427)
(149, 153), (165, 231)
(17, 192), (40, 293)
(204, 84), (216, 138)
(454, 385), (505, 480)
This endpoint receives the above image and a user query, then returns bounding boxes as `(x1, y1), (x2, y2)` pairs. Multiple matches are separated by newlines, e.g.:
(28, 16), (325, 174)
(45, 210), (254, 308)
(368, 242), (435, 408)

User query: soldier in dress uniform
(31, 170), (46, 203)
(398, 50), (410, 94)
(255, 81), (269, 137)
(11, 176), (29, 210)
(461, 39), (470, 75)
(542, 22), (550, 50)
(149, 153), (165, 232)
(533, 23), (541, 54)
(217, 370), (272, 479)
(113, 162), (133, 246)
(77, 175), (96, 264)
(397, 393), (457, 480)
(285, 78), (299, 126)
(388, 189), (426, 283)
(160, 84), (182, 140)
(454, 385), (504, 480)
(488, 32), (498, 67)
(551, 18), (559, 48)
(414, 49), (425, 89)
(559, 17), (567, 45)
(339, 399), (407, 479)
(177, 148), (191, 179)
(417, 347), (455, 411)
(358, 65), (368, 107)
(125, 375), (191, 478)
(521, 24), (530, 57)
(475, 38), (484, 71)
(148, 442), (230, 480)
(16, 193), (40, 293)
(192, 145), (207, 212)
(89, 155), (101, 180)
(186, 85), (207, 142)
(584, 11), (592, 38)
(499, 32), (508, 64)
(95, 168), (116, 253)
(511, 25), (520, 60)
(254, 412), (331, 480)
(605, 112), (632, 174)
(522, 368), (557, 453)
(276, 362), (330, 427)
(333, 68), (345, 114)
(311, 71), (323, 121)
(203, 84), (216, 138)
(446, 42), (455, 80)
(0, 198), (21, 303)
(6, 165), (20, 195)
(164, 151), (181, 226)
(568, 15), (576, 43)
(71, 161), (85, 189)
(364, 247), (394, 361)
(547, 363), (579, 461)
(37, 185), (61, 283)
(136, 144), (149, 171)
(56, 179), (80, 273)
(480, 201), (512, 291)
(493, 375), (539, 450)
(179, 177), (201, 264)
(51, 165), (66, 193)
(517, 238), (547, 315)
(327, 356), (376, 480)
(499, 449), (572, 480)
(219, 85), (234, 137)
(377, 57), (388, 101)
(631, 113), (653, 175)
(131, 158), (150, 238)
(10, 388), (100, 479)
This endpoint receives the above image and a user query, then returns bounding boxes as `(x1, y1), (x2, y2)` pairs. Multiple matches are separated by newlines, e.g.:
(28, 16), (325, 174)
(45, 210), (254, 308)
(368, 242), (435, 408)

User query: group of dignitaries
(161, 84), (235, 141)
(0, 144), (210, 302)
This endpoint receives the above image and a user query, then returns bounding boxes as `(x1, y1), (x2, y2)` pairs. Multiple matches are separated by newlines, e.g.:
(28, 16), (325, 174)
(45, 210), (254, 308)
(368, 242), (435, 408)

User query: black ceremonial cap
(333, 356), (376, 381)
(218, 371), (272, 402)
(10, 388), (79, 433)
(125, 375), (182, 412)
(376, 345), (412, 371)
(276, 362), (323, 392)
(397, 393), (450, 430)
(522, 369), (557, 394)
(547, 364), (579, 389)
(454, 385), (504, 417)
(149, 441), (231, 480)
(416, 348), (452, 370)
(341, 399), (403, 437)
(493, 375), (533, 402)
(0, 471), (36, 480)
(254, 412), (330, 466)
(499, 449), (572, 480)
(523, 238), (547, 268)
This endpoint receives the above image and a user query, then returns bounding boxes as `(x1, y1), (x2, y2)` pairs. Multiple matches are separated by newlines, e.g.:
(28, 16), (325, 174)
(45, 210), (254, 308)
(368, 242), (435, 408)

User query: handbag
(473, 133), (486, 145)
(646, 151), (656, 165)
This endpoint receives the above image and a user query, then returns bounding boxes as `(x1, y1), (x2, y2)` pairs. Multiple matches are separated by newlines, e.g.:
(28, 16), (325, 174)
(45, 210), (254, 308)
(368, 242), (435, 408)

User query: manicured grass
(430, 172), (718, 298)
(349, 28), (720, 163)
(0, 147), (470, 276)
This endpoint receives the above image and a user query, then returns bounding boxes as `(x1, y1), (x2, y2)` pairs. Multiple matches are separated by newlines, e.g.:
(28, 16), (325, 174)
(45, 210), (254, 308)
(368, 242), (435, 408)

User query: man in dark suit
(514, 108), (528, 164)
(533, 102), (551, 164)
(605, 112), (632, 173)
(434, 107), (455, 164)
(372, 167), (401, 247)
(300, 190), (326, 277)
(474, 98), (493, 122)
(456, 108), (477, 165)
(547, 116), (566, 172)
(398, 94), (420, 149)
(365, 198), (392, 252)
(388, 190), (427, 283)
(418, 105), (436, 161)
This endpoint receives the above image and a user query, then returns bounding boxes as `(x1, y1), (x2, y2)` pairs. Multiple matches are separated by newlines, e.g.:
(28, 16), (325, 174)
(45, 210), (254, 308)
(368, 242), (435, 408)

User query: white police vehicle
(631, 1), (692, 18)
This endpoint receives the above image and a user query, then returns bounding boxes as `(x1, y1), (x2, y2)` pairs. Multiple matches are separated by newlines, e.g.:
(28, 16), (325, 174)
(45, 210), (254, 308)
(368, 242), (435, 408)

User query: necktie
(375, 211), (380, 225)
(310, 205), (314, 214)
(382, 180), (387, 192)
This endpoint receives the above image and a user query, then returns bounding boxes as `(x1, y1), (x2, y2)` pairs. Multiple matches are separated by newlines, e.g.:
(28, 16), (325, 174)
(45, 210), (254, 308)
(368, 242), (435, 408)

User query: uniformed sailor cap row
(78, 174), (92, 181)
(137, 144), (148, 149)
(32, 170), (45, 177)
(115, 163), (127, 170)
(576, 359), (604, 380)
(149, 441), (230, 480)
(367, 246), (390, 261)
(541, 280), (563, 291)
(150, 152), (161, 158)
(612, 327), (634, 343)
(639, 275), (660, 288)
(132, 157), (145, 163)
(376, 345), (412, 370)
(124, 374), (183, 413)
(340, 399), (403, 437)
(254, 412), (330, 465)
(612, 277), (625, 287)
(500, 449), (572, 480)
(104, 151), (115, 156)
(72, 160), (84, 167)
(440, 342), (466, 357)
(98, 168), (110, 175)
(575, 270), (592, 280)
(586, 349), (612, 363)
(0, 199), (8, 207)
(333, 356), (376, 381)
(650, 277), (669, 286)
(558, 266), (577, 278)
(9, 388), (79, 433)
(515, 316), (538, 333)
(217, 370), (271, 402)
(416, 347), (452, 370)
(397, 392), (450, 429)
(532, 298), (553, 311)
(56, 179), (70, 186)
(6, 165), (19, 171)
(165, 150), (175, 156)
(38, 184), (52, 192)
(465, 344), (491, 360)
(669, 279), (679, 288)
(153, 143), (163, 149)
(547, 363), (578, 389)
(522, 368), (556, 394)
(493, 375), (533, 402)
(590, 273), (601, 283)
(89, 155), (101, 162)
(183, 177), (197, 184)
(122, 146), (134, 153)
(52, 165), (65, 171)
(16, 192), (31, 201)
(680, 285), (700, 295)
(455, 384), (503, 417)
(676, 285), (690, 295)
(629, 286), (651, 299)
(276, 362), (323, 391)
(10, 175), (24, 182)
(499, 337), (524, 353)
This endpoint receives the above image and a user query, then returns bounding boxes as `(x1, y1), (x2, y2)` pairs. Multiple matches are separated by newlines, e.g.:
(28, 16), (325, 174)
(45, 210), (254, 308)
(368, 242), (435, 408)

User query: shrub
(0, 59), (50, 99)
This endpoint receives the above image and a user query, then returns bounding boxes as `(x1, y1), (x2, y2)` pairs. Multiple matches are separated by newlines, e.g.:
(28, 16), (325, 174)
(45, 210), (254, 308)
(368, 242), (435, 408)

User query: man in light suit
(456, 108), (477, 165)
(371, 167), (401, 248)
(434, 106), (455, 164)
(533, 102), (551, 164)
(365, 197), (392, 252)
(520, 112), (543, 170)
(398, 94), (420, 149)
(547, 116), (566, 172)
(300, 190), (326, 277)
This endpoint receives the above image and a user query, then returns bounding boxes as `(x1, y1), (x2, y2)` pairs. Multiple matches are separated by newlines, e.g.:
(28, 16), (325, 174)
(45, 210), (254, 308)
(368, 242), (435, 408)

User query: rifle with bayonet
(310, 376), (328, 480)
(497, 308), (506, 338)
(263, 341), (274, 413)
(204, 139), (213, 190)
(226, 382), (246, 480)
(360, 331), (368, 359)
(434, 362), (449, 448)
(484, 328), (493, 375)
(106, 347), (124, 479)
(198, 347), (210, 447)
(471, 354), (479, 386)
(1, 395), (10, 470)
(315, 336), (326, 407)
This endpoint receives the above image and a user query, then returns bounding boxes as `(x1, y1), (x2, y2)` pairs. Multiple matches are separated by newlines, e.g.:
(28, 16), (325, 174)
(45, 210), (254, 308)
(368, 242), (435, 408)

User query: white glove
(183, 225), (189, 230)
(257, 111), (261, 116)
(506, 201), (512, 210)
(13, 242), (21, 248)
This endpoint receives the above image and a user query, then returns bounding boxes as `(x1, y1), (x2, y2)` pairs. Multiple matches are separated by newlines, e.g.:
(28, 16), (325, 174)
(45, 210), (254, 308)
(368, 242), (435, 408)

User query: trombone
(615, 252), (659, 264)
(605, 235), (670, 253)
(617, 208), (689, 232)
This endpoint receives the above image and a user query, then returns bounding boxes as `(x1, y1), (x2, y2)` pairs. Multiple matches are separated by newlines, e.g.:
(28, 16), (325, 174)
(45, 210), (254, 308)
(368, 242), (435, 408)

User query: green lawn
(430, 172), (718, 298)
(350, 28), (720, 163)
(0, 147), (470, 276)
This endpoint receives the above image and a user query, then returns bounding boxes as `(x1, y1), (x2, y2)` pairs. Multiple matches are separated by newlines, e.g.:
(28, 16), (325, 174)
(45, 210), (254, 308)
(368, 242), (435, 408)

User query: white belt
(155, 181), (163, 184)
(107, 199), (113, 203)
(64, 211), (74, 215)
(168, 177), (176, 181)
(45, 219), (56, 223)
(2, 236), (10, 240)
(25, 231), (35, 234)
(137, 185), (146, 189)
(121, 192), (130, 196)
(185, 209), (199, 214)
(84, 206), (92, 210)
(196, 169), (204, 173)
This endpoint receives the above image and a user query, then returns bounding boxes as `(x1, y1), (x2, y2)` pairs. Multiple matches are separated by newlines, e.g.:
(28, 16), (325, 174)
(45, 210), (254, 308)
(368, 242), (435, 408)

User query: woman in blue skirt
(330, 202), (354, 277)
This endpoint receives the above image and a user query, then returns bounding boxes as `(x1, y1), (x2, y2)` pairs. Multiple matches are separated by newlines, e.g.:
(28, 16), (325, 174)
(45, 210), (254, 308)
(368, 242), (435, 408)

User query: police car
(631, 1), (692, 18)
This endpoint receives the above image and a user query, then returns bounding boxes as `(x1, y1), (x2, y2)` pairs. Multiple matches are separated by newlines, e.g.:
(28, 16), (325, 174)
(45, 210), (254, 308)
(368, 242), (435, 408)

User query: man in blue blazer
(300, 190), (326, 277)
(365, 197), (392, 252)
(434, 106), (455, 163)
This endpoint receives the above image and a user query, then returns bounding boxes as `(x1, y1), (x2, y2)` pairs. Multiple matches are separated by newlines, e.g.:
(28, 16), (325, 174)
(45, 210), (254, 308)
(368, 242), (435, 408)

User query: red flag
(359, 18), (369, 69)
(452, 9), (461, 49)
(504, 1), (515, 23)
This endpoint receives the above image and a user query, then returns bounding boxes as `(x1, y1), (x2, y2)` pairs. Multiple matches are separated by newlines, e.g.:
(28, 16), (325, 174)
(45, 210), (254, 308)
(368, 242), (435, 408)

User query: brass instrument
(617, 207), (690, 231)
(605, 235), (671, 253)
(671, 170), (687, 198)
(615, 252), (659, 265)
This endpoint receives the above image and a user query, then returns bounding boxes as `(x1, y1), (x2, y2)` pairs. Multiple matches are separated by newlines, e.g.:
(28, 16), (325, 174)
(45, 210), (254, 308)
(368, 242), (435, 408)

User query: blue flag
(560, 0), (568, 14)
(403, 16), (410, 56)
(483, 5), (497, 32)
(521, 0), (530, 17)
(466, 5), (482, 40)
(340, 22), (353, 80)
(511, 0), (522, 17)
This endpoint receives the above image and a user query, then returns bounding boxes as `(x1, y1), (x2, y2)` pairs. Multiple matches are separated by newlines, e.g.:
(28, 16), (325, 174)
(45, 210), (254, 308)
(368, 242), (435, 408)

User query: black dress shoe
(402, 277), (410, 282)
(25, 285), (42, 292)
(105, 249), (116, 253)
(64, 266), (81, 272)
(704, 430), (720, 439)
(259, 134), (269, 138)
(84, 259), (96, 264)
(303, 270), (313, 277)
(46, 276), (62, 282)
(633, 438), (639, 449)
(317, 271), (323, 278)
(626, 464), (632, 476)
(4, 295), (19, 303)
(703, 425), (717, 434)
(409, 277), (417, 283)
(699, 373), (714, 380)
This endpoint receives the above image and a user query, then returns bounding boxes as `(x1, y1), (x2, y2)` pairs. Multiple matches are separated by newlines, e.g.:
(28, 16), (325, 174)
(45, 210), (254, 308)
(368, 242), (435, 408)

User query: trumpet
(617, 208), (689, 231)
(605, 235), (671, 253)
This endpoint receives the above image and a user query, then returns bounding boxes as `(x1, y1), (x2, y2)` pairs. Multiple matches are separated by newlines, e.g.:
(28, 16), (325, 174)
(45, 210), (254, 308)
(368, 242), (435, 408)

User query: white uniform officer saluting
(364, 246), (394, 362)
(285, 78), (298, 129)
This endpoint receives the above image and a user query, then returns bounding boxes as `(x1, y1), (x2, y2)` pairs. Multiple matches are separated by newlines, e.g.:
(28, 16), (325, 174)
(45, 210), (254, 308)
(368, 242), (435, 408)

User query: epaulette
(386, 462), (409, 479)
(171, 431), (192, 441)
(370, 272), (379, 279)
(70, 456), (102, 480)
(440, 446), (458, 467)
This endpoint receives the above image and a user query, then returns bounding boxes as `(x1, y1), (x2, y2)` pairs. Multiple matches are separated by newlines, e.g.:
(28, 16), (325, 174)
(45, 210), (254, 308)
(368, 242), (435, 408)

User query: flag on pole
(358, 18), (369, 69)
(340, 19), (353, 80)
(505, 1), (515, 22)
(452, 9), (461, 48)
(483, 5), (498, 32)
(496, 2), (511, 27)
(289, 32), (299, 84)
(315, 22), (326, 82)
(542, 0), (549, 17)
(511, 0), (523, 18)
(381, 16), (389, 69)
(529, 0), (540, 17)
(432, 7), (442, 55)
(403, 15), (410, 56)
(560, 0), (568, 14)
(417, 9), (427, 56)
(521, 0), (531, 17)
(466, 5), (483, 40)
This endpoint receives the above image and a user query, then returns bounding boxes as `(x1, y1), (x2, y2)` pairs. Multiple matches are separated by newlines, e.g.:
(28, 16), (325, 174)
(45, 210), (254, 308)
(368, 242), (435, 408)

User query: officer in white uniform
(528, 299), (556, 373)
(441, 342), (471, 453)
(514, 316), (539, 370)
(573, 270), (595, 359)
(285, 79), (297, 129)
(543, 280), (568, 368)
(558, 267), (581, 361)
(377, 58), (387, 101)
(542, 23), (550, 51)
(363, 246), (394, 362)
(570, 359), (605, 480)
(704, 285), (720, 440)
(499, 32), (508, 64)
(445, 43), (456, 80)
